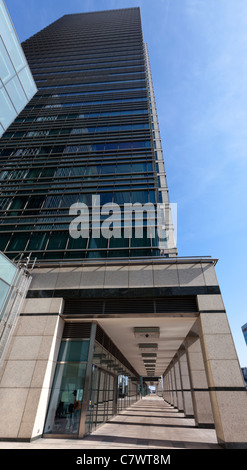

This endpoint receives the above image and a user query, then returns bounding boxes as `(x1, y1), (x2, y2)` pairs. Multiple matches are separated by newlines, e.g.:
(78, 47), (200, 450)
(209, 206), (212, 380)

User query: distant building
(242, 368), (247, 388)
(242, 323), (247, 345)
(0, 0), (37, 136)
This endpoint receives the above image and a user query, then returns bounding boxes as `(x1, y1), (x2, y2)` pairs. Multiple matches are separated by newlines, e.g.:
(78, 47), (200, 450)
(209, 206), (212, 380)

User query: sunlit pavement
(0, 396), (220, 449)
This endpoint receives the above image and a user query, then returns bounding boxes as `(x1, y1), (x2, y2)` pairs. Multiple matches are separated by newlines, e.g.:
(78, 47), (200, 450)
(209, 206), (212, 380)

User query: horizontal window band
(20, 313), (59, 316)
(26, 286), (221, 299)
(165, 387), (247, 392)
(200, 310), (226, 313)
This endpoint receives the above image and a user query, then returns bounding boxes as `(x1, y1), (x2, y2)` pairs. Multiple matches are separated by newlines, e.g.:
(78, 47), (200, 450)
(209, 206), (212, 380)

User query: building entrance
(43, 322), (140, 438)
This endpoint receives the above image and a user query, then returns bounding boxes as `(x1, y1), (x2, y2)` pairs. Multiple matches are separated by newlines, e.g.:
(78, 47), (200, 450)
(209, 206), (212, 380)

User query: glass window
(5, 75), (27, 113)
(88, 234), (107, 250)
(100, 192), (113, 205)
(109, 231), (129, 249)
(0, 36), (15, 83)
(132, 190), (148, 204)
(117, 163), (130, 174)
(0, 279), (10, 310)
(58, 340), (89, 362)
(0, 86), (16, 130)
(9, 196), (28, 211)
(0, 252), (17, 284)
(0, 233), (9, 251)
(18, 66), (37, 100)
(26, 232), (48, 251)
(67, 236), (87, 250)
(113, 192), (131, 205)
(25, 196), (44, 209)
(8, 232), (29, 251)
(101, 165), (116, 175)
(60, 194), (79, 207)
(43, 363), (87, 435)
(47, 231), (68, 250)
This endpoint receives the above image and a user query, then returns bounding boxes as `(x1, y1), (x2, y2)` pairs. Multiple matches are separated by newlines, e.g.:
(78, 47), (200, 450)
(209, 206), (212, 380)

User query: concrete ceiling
(97, 316), (197, 378)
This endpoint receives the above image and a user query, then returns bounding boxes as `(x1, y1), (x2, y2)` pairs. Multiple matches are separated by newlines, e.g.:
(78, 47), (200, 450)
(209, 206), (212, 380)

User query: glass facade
(0, 0), (37, 136)
(0, 8), (172, 261)
(44, 322), (139, 437)
(43, 339), (89, 435)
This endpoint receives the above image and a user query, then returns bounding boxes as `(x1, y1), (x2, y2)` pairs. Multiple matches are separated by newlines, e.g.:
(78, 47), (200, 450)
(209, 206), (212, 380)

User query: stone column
(163, 373), (169, 402)
(185, 321), (214, 428)
(174, 356), (183, 411)
(178, 347), (194, 418)
(0, 297), (64, 440)
(166, 370), (172, 404)
(170, 363), (178, 408)
(198, 296), (247, 448)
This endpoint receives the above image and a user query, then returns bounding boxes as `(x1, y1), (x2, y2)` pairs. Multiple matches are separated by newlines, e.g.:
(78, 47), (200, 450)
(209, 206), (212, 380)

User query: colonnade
(162, 315), (247, 448)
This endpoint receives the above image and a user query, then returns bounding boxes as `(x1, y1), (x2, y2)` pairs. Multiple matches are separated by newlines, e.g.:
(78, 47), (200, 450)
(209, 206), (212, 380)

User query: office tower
(0, 8), (246, 448)
(0, 8), (175, 261)
(0, 0), (37, 137)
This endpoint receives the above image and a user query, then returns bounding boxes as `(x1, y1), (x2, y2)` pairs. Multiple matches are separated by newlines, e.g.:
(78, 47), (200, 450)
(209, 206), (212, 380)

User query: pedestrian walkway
(0, 396), (220, 449)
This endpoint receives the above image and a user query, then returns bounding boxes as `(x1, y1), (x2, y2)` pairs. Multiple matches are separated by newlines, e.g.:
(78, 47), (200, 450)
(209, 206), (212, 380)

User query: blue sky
(5, 0), (247, 366)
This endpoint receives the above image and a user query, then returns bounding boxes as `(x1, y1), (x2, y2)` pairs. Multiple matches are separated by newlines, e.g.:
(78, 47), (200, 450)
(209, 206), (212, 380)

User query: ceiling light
(134, 327), (160, 339)
(139, 343), (158, 351)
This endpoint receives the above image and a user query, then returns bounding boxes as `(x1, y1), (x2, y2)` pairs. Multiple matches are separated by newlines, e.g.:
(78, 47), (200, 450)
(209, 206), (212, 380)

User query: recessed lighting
(139, 343), (158, 350)
(134, 327), (160, 339)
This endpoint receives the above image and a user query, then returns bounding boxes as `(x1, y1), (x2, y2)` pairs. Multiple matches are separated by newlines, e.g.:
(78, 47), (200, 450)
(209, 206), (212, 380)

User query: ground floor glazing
(43, 322), (140, 438)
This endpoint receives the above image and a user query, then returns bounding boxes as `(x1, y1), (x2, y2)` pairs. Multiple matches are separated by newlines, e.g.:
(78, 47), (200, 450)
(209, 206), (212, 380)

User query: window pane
(27, 232), (48, 251)
(0, 279), (9, 310)
(8, 232), (29, 251)
(5, 75), (27, 113)
(47, 231), (68, 250)
(0, 86), (16, 130)
(18, 66), (37, 99)
(58, 340), (90, 362)
(0, 252), (17, 283)
(0, 36), (15, 83)
(43, 363), (87, 435)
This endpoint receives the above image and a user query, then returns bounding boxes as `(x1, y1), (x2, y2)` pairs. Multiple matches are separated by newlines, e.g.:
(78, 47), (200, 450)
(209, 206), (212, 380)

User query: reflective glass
(0, 36), (15, 83)
(0, 278), (9, 310)
(18, 66), (37, 99)
(0, 252), (17, 284)
(43, 363), (87, 435)
(0, 0), (25, 72)
(58, 340), (89, 362)
(0, 86), (15, 130)
(5, 76), (27, 113)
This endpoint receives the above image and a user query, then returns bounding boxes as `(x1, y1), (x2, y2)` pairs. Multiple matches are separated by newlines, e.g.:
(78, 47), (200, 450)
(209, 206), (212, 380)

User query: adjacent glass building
(0, 0), (37, 137)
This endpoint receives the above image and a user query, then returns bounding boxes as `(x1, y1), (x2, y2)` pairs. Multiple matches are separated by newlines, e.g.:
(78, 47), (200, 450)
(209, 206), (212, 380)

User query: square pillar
(174, 356), (183, 412)
(198, 309), (247, 448)
(178, 348), (194, 418)
(170, 364), (178, 408)
(0, 298), (64, 440)
(185, 324), (214, 428)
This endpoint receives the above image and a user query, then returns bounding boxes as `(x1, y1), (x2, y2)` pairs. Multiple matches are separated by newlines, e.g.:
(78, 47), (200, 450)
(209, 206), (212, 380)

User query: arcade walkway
(0, 396), (221, 449)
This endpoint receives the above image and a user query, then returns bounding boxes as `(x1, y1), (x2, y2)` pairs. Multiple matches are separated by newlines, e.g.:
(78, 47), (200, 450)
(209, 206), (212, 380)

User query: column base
(218, 439), (247, 449)
(196, 423), (215, 429)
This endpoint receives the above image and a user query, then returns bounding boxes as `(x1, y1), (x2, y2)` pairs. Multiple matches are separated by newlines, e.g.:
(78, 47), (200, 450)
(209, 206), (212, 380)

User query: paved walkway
(0, 396), (221, 449)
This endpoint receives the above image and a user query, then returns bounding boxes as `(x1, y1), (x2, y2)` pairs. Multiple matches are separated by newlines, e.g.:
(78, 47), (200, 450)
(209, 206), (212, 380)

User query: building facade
(0, 8), (247, 448)
(0, 0), (37, 137)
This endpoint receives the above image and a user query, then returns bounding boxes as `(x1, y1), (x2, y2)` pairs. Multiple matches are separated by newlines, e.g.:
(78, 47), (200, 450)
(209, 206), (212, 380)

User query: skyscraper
(0, 8), (246, 448)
